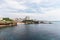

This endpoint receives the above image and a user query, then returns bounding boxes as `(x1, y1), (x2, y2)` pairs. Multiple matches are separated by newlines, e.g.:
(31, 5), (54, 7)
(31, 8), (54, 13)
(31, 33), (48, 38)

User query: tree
(3, 18), (13, 21)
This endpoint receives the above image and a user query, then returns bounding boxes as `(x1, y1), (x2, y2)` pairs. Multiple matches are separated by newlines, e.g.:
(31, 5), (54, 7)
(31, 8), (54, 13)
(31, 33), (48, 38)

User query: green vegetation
(3, 18), (13, 21)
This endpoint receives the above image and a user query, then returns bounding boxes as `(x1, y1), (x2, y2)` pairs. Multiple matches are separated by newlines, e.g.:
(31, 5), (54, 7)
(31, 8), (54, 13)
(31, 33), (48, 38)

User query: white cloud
(0, 15), (4, 17)
(6, 12), (60, 21)
(43, 8), (60, 21)
(0, 10), (59, 21)
(0, 0), (60, 21)
(31, 0), (42, 4)
(4, 0), (27, 10)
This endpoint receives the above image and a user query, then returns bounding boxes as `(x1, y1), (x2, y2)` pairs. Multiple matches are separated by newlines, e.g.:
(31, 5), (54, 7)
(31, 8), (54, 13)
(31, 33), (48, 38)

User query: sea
(0, 22), (60, 40)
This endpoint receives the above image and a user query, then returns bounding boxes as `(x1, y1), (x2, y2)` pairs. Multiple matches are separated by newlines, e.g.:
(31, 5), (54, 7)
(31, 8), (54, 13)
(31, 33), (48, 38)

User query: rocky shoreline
(0, 21), (17, 28)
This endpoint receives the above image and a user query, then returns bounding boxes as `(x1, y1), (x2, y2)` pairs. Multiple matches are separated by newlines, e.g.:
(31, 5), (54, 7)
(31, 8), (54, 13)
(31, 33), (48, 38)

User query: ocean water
(0, 22), (60, 40)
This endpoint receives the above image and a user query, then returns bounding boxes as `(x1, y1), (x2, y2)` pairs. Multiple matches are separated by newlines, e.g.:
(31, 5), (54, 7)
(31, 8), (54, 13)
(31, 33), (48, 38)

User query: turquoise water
(0, 22), (60, 40)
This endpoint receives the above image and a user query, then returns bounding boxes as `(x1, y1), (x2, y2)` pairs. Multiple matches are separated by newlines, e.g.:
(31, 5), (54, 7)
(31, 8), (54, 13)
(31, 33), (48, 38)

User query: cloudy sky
(0, 0), (60, 21)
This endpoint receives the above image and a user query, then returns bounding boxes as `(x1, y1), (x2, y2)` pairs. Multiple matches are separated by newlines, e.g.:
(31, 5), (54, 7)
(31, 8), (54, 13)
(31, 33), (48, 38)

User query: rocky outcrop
(0, 20), (17, 27)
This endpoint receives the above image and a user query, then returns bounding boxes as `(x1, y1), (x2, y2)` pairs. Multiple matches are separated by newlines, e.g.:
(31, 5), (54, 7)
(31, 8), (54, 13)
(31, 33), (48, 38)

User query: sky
(0, 0), (60, 21)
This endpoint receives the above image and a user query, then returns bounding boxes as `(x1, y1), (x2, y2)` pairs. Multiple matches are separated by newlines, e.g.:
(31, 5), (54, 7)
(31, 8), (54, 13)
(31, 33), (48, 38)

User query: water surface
(0, 23), (60, 40)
